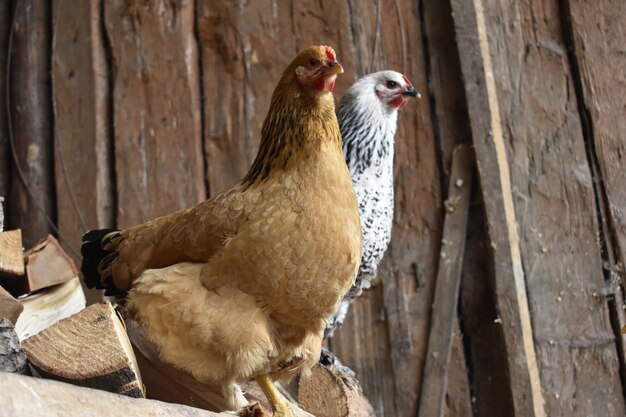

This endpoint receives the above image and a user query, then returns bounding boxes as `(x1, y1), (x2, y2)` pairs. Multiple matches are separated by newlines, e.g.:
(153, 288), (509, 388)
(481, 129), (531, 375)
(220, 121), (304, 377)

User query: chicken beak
(326, 60), (344, 75)
(403, 85), (420, 98)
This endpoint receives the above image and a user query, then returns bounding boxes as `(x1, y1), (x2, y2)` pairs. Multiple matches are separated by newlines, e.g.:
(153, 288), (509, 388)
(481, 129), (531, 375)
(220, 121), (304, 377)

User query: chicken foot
(254, 374), (314, 417)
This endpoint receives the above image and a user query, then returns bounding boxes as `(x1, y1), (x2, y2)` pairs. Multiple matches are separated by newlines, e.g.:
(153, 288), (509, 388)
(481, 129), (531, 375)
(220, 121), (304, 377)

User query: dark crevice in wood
(558, 0), (626, 401)
(459, 187), (516, 417)
(417, 0), (447, 202)
(193, 0), (210, 199)
(98, 0), (118, 230)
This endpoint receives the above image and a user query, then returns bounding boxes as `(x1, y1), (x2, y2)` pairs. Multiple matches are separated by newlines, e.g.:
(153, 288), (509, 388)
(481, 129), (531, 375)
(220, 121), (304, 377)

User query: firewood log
(23, 234), (78, 293)
(0, 318), (29, 375)
(0, 286), (23, 324)
(14, 277), (85, 340)
(299, 361), (375, 417)
(0, 230), (25, 280)
(22, 302), (144, 397)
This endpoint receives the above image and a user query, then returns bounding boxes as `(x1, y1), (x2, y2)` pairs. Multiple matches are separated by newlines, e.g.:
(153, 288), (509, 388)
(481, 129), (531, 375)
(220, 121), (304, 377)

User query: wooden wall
(1, 1), (624, 416)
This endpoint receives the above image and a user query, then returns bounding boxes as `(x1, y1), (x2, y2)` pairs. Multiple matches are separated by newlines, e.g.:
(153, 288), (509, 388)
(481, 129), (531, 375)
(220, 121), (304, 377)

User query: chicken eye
(386, 80), (398, 88)
(308, 59), (318, 68)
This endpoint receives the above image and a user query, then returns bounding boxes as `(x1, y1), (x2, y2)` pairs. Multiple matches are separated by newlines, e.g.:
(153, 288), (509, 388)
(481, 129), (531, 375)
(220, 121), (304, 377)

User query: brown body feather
(81, 46), (361, 411)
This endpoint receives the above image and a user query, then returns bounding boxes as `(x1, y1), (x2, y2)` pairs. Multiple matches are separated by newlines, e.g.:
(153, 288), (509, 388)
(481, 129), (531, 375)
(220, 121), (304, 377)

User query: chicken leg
(255, 374), (313, 417)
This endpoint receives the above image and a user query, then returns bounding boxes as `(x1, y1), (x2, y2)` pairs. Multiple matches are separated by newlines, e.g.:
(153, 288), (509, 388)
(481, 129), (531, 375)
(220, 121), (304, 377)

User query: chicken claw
(255, 374), (314, 417)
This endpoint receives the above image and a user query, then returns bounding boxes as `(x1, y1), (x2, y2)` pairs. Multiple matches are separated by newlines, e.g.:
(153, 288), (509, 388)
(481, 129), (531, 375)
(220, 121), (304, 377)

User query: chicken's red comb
(402, 74), (413, 86)
(324, 46), (336, 61)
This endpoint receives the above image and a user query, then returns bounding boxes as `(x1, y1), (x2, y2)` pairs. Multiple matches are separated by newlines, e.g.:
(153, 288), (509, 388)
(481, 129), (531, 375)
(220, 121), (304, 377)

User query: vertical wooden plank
(565, 0), (626, 282)
(450, 0), (546, 415)
(104, 0), (204, 228)
(421, 1), (474, 412)
(7, 0), (55, 248)
(52, 0), (112, 275)
(452, 0), (626, 415)
(418, 145), (473, 417)
(0, 1), (10, 199)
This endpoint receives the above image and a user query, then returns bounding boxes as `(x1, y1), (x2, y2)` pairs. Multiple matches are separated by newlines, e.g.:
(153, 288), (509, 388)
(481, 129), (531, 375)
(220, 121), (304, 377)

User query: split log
(15, 277), (86, 340)
(23, 234), (78, 293)
(0, 285), (23, 324)
(0, 229), (25, 277)
(0, 318), (29, 375)
(0, 372), (228, 417)
(22, 302), (144, 398)
(418, 144), (473, 417)
(299, 363), (374, 417)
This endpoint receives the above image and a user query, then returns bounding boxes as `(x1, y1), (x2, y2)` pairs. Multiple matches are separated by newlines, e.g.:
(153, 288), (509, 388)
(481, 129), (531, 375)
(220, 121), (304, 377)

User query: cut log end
(299, 363), (375, 417)
(22, 302), (144, 398)
(0, 230), (25, 277)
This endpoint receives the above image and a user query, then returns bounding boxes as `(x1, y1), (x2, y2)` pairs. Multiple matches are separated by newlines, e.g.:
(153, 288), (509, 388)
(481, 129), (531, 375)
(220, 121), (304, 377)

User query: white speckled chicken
(325, 70), (419, 337)
(81, 46), (361, 417)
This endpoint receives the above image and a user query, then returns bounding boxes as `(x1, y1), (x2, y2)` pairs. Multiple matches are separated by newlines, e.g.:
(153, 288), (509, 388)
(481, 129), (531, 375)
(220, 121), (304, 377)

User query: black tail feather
(81, 229), (127, 296)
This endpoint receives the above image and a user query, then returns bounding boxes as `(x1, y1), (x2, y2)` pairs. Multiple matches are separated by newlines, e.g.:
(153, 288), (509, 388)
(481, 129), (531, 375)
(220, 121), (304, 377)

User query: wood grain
(104, 0), (205, 228)
(0, 372), (228, 417)
(22, 302), (144, 397)
(0, 229), (24, 277)
(565, 0), (626, 273)
(0, 286), (23, 325)
(0, 1), (10, 199)
(7, 0), (55, 248)
(418, 145), (473, 417)
(453, 0), (626, 415)
(484, 1), (625, 415)
(52, 0), (113, 271)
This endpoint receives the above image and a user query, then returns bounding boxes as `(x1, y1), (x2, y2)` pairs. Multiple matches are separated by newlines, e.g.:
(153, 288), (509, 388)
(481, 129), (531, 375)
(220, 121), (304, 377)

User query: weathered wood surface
(420, 3), (474, 414)
(15, 277), (86, 340)
(453, 0), (625, 416)
(0, 2), (10, 199)
(485, 1), (624, 416)
(24, 234), (78, 294)
(418, 145), (473, 417)
(459, 192), (515, 417)
(0, 229), (24, 277)
(3, 1), (626, 415)
(0, 285), (23, 325)
(104, 0), (205, 228)
(7, 0), (55, 248)
(23, 302), (144, 397)
(450, 0), (546, 415)
(52, 0), (113, 269)
(299, 364), (375, 417)
(565, 0), (626, 273)
(0, 372), (228, 417)
(0, 318), (29, 375)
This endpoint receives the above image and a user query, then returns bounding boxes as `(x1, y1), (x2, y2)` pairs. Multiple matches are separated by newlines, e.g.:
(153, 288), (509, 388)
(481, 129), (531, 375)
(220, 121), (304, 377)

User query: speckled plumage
(81, 46), (361, 415)
(325, 70), (418, 337)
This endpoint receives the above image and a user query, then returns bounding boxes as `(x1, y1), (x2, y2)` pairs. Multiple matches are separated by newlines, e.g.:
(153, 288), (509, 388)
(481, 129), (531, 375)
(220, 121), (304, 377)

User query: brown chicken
(81, 45), (362, 417)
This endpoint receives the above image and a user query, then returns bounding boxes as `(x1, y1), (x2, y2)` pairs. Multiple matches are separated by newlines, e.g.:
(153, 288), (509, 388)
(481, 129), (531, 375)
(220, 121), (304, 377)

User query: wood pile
(0, 200), (373, 417)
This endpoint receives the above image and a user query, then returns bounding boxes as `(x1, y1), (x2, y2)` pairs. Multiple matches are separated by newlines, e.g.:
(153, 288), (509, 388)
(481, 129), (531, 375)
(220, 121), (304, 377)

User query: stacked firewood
(0, 200), (373, 417)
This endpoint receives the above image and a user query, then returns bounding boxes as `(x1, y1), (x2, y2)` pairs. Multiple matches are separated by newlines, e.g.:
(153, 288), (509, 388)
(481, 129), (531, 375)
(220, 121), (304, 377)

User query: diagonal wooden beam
(449, 0), (546, 416)
(417, 144), (473, 417)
